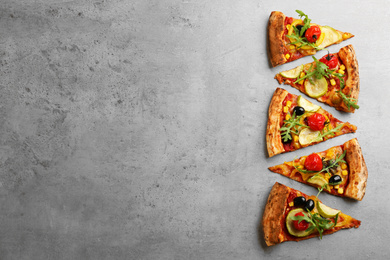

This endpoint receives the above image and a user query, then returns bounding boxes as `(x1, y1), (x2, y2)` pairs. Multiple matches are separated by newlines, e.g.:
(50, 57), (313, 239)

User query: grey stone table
(0, 0), (389, 259)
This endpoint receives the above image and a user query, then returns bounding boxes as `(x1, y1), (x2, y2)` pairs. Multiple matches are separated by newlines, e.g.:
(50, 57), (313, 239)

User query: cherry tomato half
(305, 25), (321, 43)
(293, 212), (310, 231)
(304, 153), (323, 171)
(307, 113), (326, 131)
(319, 53), (339, 70)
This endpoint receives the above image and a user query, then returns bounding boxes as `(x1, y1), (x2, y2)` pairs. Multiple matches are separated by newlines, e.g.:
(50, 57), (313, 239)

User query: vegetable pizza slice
(266, 88), (356, 157)
(268, 10), (354, 67)
(262, 182), (361, 246)
(268, 138), (368, 201)
(275, 45), (359, 113)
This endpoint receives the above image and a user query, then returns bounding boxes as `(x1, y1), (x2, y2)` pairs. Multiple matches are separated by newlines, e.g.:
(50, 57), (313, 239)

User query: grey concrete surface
(1, 0), (389, 259)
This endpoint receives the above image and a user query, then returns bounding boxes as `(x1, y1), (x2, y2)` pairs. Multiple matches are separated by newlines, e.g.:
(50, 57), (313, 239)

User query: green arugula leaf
(314, 123), (344, 142)
(307, 211), (334, 239)
(294, 57), (329, 84)
(337, 90), (359, 109)
(279, 112), (308, 142)
(295, 10), (311, 36)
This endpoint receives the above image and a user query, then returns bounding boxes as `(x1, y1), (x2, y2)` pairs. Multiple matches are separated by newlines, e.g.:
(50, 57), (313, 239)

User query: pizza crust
(262, 182), (289, 246)
(266, 88), (287, 157)
(268, 11), (287, 67)
(338, 45), (360, 113)
(344, 138), (368, 201)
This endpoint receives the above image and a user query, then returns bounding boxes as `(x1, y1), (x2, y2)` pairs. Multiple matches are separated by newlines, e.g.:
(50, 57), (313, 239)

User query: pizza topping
(316, 201), (340, 218)
(294, 57), (344, 87)
(284, 187), (346, 239)
(289, 195), (340, 239)
(304, 76), (328, 98)
(329, 175), (342, 185)
(280, 111), (307, 143)
(304, 199), (315, 211)
(293, 212), (310, 230)
(293, 196), (307, 207)
(286, 10), (323, 51)
(307, 175), (329, 191)
(319, 52), (339, 70)
(298, 128), (320, 145)
(286, 208), (314, 237)
(316, 26), (342, 50)
(280, 64), (304, 78)
(303, 209), (339, 239)
(295, 10), (311, 37)
(337, 90), (360, 110)
(295, 24), (306, 36)
(292, 106), (305, 116)
(305, 25), (321, 43)
(297, 96), (320, 112)
(307, 113), (327, 131)
(304, 153), (323, 171)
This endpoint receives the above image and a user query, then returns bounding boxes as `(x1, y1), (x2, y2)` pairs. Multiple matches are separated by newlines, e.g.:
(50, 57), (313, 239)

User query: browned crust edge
(266, 88), (287, 157)
(262, 182), (290, 246)
(338, 45), (360, 113)
(268, 11), (287, 67)
(344, 138), (368, 201)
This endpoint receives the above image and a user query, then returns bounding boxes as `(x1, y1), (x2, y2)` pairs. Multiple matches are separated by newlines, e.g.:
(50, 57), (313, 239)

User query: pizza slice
(266, 88), (357, 157)
(268, 10), (354, 67)
(268, 138), (368, 201)
(262, 182), (361, 246)
(275, 45), (359, 113)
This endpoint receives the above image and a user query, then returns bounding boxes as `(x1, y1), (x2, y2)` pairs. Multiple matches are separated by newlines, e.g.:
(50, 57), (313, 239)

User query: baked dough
(266, 88), (287, 157)
(262, 182), (289, 246)
(337, 45), (360, 113)
(267, 11), (286, 67)
(344, 138), (368, 201)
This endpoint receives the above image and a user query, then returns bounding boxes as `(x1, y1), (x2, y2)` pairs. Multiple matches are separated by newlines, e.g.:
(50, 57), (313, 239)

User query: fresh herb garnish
(337, 90), (360, 109)
(279, 112), (308, 142)
(314, 123), (344, 142)
(315, 181), (341, 197)
(295, 10), (311, 36)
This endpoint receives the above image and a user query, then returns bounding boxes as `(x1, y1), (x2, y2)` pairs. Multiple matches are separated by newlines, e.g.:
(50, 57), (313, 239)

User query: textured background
(1, 0), (389, 259)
